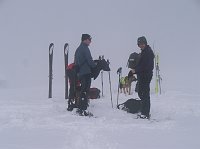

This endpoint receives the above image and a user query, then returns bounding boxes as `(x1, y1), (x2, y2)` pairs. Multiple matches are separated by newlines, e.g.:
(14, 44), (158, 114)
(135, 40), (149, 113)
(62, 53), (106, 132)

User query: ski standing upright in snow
(48, 43), (54, 98)
(64, 43), (69, 99)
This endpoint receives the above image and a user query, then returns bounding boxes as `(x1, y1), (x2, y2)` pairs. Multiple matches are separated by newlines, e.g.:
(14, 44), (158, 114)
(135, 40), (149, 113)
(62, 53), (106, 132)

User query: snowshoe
(67, 104), (74, 111)
(138, 114), (151, 119)
(83, 110), (93, 117)
(76, 109), (93, 117)
(76, 108), (84, 116)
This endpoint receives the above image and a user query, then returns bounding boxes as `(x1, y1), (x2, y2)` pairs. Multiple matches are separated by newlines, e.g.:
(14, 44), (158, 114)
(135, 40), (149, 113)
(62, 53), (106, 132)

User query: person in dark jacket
(132, 36), (154, 119)
(74, 34), (96, 116)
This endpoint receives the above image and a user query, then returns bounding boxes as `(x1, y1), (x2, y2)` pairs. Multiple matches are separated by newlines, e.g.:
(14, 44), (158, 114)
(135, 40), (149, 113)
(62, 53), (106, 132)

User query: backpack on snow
(127, 52), (140, 69)
(88, 88), (101, 99)
(117, 98), (142, 114)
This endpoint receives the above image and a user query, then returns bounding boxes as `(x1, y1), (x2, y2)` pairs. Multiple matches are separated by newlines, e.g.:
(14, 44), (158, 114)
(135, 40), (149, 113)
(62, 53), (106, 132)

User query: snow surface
(0, 85), (200, 149)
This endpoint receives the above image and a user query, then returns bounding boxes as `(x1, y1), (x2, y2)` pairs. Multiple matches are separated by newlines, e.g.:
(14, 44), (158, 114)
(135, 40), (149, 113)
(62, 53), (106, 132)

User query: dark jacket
(135, 45), (154, 75)
(74, 42), (96, 77)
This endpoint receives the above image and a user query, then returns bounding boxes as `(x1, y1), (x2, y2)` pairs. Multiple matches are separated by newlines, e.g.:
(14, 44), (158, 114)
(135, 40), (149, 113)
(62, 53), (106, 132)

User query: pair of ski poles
(99, 56), (113, 108)
(100, 64), (123, 109)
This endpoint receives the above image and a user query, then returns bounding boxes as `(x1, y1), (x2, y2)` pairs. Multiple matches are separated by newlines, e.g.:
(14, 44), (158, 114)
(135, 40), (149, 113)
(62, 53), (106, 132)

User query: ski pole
(107, 60), (113, 108)
(158, 74), (162, 94)
(99, 55), (104, 97)
(116, 67), (122, 106)
(101, 71), (104, 97)
(155, 53), (162, 95)
(157, 54), (162, 95)
(108, 71), (113, 108)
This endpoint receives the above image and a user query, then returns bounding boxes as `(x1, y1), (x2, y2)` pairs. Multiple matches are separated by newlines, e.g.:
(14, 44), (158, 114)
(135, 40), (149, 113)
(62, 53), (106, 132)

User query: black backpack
(127, 52), (140, 69)
(117, 98), (142, 114)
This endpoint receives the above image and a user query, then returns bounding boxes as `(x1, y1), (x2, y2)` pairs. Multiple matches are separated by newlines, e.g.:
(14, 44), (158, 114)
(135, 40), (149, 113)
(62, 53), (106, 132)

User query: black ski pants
(137, 72), (152, 117)
(79, 74), (91, 110)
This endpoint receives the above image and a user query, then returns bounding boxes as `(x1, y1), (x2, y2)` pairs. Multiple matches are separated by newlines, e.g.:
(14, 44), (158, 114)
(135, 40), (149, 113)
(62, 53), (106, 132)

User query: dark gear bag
(88, 88), (101, 99)
(127, 52), (140, 69)
(117, 98), (142, 114)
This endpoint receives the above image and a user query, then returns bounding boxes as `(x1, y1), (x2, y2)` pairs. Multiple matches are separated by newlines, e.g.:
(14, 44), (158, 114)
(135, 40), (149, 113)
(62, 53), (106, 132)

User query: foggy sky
(0, 0), (199, 93)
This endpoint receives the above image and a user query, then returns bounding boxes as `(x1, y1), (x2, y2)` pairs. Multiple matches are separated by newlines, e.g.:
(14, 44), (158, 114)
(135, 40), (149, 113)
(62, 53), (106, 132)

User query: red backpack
(67, 63), (80, 86)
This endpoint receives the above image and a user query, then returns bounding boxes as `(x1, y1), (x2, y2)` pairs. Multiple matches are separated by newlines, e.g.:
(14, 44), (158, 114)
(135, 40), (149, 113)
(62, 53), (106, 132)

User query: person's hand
(131, 69), (135, 74)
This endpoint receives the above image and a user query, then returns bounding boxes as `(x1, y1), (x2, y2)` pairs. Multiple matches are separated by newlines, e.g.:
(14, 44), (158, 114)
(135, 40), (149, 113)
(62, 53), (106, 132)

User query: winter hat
(137, 36), (147, 45)
(81, 34), (92, 41)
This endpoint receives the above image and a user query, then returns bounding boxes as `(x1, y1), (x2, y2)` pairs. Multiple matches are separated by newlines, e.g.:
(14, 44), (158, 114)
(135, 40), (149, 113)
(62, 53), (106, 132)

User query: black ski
(64, 43), (69, 99)
(48, 43), (54, 98)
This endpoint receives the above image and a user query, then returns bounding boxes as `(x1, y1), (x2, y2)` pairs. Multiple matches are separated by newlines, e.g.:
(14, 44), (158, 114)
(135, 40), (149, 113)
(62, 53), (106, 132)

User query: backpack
(66, 63), (80, 86)
(88, 88), (101, 99)
(67, 63), (77, 81)
(127, 52), (140, 69)
(117, 98), (141, 114)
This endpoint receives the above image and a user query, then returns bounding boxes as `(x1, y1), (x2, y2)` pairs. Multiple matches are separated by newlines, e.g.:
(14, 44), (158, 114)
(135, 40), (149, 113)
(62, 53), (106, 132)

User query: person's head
(137, 36), (147, 50)
(81, 34), (92, 46)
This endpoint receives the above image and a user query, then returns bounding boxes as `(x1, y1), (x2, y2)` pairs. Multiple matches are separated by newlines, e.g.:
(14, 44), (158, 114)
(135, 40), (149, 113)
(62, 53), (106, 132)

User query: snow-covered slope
(0, 86), (200, 149)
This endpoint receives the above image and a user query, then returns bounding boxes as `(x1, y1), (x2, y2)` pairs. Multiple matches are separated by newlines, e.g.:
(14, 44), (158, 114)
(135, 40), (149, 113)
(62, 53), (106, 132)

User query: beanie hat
(137, 36), (147, 45)
(81, 34), (92, 41)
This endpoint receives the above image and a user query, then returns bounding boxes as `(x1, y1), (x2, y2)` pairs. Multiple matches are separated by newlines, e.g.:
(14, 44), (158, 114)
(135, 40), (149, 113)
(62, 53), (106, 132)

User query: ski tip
(64, 43), (69, 49)
(49, 43), (54, 48)
(49, 43), (54, 54)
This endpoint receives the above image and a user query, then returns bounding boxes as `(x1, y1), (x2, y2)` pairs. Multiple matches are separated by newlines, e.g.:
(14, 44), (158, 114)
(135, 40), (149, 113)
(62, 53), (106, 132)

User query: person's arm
(85, 47), (96, 68)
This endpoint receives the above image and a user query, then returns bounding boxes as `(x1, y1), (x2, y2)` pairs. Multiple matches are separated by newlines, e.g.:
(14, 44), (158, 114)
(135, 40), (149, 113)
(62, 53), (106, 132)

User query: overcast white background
(0, 0), (200, 93)
(1, 1), (200, 149)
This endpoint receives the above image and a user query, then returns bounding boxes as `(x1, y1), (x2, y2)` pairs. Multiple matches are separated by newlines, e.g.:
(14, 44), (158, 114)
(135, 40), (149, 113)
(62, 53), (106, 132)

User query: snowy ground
(0, 85), (200, 149)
